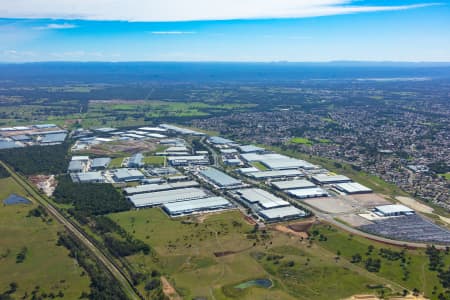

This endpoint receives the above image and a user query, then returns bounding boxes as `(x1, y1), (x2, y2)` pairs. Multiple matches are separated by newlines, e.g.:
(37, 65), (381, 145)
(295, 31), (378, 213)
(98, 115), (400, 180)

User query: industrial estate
(2, 118), (450, 300)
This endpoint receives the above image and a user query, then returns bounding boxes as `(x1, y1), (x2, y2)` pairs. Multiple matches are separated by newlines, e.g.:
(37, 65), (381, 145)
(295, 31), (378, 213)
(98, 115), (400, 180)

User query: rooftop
(236, 188), (289, 209)
(199, 167), (242, 187)
(271, 179), (316, 190)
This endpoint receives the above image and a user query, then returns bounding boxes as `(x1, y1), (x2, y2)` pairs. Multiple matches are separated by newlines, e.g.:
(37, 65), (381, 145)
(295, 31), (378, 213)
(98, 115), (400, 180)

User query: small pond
(234, 278), (273, 289)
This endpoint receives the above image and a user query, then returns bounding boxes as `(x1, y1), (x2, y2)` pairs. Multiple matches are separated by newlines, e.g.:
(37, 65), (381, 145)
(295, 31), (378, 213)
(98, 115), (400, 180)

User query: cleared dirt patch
(88, 140), (158, 156)
(274, 224), (309, 239)
(161, 276), (182, 300)
(348, 193), (391, 208)
(288, 221), (314, 232)
(304, 197), (356, 214)
(396, 196), (433, 214)
(338, 214), (374, 227)
(28, 174), (57, 197)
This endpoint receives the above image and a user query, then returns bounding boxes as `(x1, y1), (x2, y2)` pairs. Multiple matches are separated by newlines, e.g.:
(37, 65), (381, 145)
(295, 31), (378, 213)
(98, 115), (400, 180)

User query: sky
(0, 0), (449, 62)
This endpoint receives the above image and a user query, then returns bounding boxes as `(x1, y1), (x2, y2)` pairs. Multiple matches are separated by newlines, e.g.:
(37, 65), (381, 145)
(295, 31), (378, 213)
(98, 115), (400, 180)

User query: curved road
(1, 161), (141, 300)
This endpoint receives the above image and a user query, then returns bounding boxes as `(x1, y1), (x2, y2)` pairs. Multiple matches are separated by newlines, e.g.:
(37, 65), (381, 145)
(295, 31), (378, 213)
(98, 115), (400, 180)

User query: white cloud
(151, 31), (196, 35)
(34, 23), (77, 30)
(0, 0), (440, 22)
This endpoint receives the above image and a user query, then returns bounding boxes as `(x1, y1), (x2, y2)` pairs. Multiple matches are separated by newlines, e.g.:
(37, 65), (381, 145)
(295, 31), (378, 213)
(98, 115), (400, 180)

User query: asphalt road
(0, 161), (141, 300)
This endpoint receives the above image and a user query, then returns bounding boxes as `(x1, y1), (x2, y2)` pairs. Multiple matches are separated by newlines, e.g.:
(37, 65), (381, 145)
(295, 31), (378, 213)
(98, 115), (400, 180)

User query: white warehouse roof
(271, 179), (316, 190)
(312, 174), (351, 184)
(249, 169), (303, 179)
(375, 204), (415, 215)
(124, 181), (199, 195)
(199, 167), (242, 188)
(236, 188), (289, 209)
(259, 206), (306, 220)
(335, 182), (372, 194)
(287, 188), (329, 199)
(163, 197), (232, 216)
(128, 187), (207, 208)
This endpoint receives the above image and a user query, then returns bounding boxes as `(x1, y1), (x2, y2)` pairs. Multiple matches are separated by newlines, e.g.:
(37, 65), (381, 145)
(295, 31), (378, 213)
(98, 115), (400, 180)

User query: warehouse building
(287, 187), (329, 199)
(138, 127), (168, 132)
(127, 153), (144, 168)
(167, 155), (209, 166)
(162, 196), (233, 216)
(311, 174), (352, 185)
(11, 135), (32, 142)
(159, 124), (204, 135)
(238, 145), (265, 153)
(72, 156), (90, 162)
(223, 158), (242, 166)
(248, 169), (303, 180)
(149, 167), (179, 176)
(235, 188), (289, 209)
(68, 160), (85, 173)
(207, 136), (235, 145)
(124, 180), (199, 195)
(334, 182), (372, 194)
(0, 140), (22, 150)
(271, 179), (316, 190)
(128, 187), (207, 208)
(112, 169), (145, 182)
(198, 167), (243, 189)
(90, 157), (112, 170)
(258, 206), (306, 222)
(240, 153), (316, 170)
(34, 124), (57, 129)
(237, 167), (260, 174)
(373, 205), (415, 217)
(40, 132), (67, 145)
(72, 171), (105, 183)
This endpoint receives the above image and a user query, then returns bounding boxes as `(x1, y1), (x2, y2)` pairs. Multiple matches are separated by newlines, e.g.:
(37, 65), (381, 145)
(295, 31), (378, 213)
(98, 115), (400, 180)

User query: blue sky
(0, 0), (449, 62)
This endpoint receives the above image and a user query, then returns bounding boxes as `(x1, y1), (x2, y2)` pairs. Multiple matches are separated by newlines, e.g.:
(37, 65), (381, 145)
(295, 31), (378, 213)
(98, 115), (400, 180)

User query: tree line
(0, 143), (70, 175)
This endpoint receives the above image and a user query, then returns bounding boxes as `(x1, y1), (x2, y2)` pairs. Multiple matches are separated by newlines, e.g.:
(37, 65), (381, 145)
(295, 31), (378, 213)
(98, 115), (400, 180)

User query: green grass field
(290, 137), (313, 145)
(143, 156), (165, 166)
(310, 223), (446, 298)
(0, 177), (90, 299)
(250, 161), (269, 171)
(108, 208), (408, 299)
(108, 157), (124, 168)
(440, 173), (450, 181)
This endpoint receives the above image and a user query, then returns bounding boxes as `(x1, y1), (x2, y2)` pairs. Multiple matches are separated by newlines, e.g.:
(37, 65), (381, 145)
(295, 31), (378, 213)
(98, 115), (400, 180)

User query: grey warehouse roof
(0, 140), (22, 149)
(335, 182), (372, 194)
(287, 188), (329, 199)
(41, 133), (67, 143)
(259, 206), (306, 220)
(75, 171), (105, 183)
(375, 204), (415, 215)
(271, 179), (316, 190)
(128, 187), (207, 207)
(249, 169), (303, 179)
(208, 136), (234, 145)
(112, 169), (144, 181)
(68, 160), (84, 172)
(91, 157), (112, 169)
(199, 167), (242, 187)
(238, 145), (265, 153)
(124, 180), (199, 195)
(237, 188), (289, 209)
(163, 196), (232, 215)
(312, 174), (351, 184)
